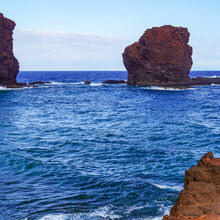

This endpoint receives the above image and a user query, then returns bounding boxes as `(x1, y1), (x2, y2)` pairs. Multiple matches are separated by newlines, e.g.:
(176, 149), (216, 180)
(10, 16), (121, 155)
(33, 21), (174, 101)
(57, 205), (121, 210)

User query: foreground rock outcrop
(163, 152), (220, 220)
(0, 13), (19, 87)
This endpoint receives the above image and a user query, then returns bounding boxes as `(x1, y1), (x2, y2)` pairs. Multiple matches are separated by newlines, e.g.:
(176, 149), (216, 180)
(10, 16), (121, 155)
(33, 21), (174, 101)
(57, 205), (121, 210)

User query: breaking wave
(151, 183), (183, 191)
(38, 206), (121, 220)
(141, 86), (195, 91)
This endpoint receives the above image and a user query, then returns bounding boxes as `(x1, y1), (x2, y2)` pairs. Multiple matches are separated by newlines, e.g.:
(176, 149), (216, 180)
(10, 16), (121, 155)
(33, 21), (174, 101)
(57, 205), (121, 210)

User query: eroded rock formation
(163, 152), (220, 220)
(0, 13), (19, 86)
(123, 25), (193, 86)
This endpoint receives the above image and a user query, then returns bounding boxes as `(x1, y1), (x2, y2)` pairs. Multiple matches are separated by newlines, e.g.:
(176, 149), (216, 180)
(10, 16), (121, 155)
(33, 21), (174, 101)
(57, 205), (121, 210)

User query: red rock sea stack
(122, 25), (193, 86)
(163, 152), (220, 220)
(0, 13), (19, 85)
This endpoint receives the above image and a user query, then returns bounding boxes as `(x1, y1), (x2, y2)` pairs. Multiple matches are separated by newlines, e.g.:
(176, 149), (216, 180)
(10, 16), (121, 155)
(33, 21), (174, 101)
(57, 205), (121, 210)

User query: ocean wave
(211, 83), (220, 86)
(47, 82), (104, 86)
(204, 75), (220, 78)
(90, 82), (103, 86)
(125, 203), (150, 214)
(0, 86), (10, 90)
(47, 81), (85, 85)
(37, 205), (170, 220)
(38, 214), (67, 220)
(142, 86), (195, 91)
(38, 214), (166, 220)
(151, 183), (183, 191)
(0, 85), (35, 90)
(38, 206), (121, 220)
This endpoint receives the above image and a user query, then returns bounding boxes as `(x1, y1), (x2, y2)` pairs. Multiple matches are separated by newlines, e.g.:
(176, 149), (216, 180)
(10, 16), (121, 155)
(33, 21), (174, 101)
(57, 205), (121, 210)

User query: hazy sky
(1, 0), (220, 70)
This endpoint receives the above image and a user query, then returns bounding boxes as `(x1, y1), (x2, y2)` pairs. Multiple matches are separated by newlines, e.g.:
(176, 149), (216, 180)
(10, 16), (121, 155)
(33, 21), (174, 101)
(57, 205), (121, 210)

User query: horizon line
(18, 70), (220, 72)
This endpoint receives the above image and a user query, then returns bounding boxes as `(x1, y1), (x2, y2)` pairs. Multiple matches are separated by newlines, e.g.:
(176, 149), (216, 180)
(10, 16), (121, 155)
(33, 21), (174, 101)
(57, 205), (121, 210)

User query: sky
(1, 0), (220, 71)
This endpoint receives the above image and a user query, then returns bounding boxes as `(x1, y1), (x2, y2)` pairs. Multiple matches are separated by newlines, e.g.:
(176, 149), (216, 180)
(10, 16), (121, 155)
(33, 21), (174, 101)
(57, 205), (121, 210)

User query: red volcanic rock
(122, 25), (193, 86)
(163, 152), (220, 220)
(0, 13), (19, 84)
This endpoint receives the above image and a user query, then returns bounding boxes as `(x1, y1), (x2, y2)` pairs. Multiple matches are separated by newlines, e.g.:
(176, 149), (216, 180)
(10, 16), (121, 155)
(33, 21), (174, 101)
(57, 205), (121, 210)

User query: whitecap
(151, 217), (163, 220)
(0, 86), (10, 90)
(38, 214), (68, 220)
(0, 85), (35, 91)
(125, 203), (150, 214)
(141, 86), (195, 91)
(38, 206), (121, 220)
(151, 183), (183, 191)
(47, 81), (84, 85)
(204, 75), (220, 78)
(90, 82), (103, 86)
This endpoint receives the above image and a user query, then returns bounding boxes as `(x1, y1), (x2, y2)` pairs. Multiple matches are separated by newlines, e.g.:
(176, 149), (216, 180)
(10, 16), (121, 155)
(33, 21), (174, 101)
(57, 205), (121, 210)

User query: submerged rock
(122, 25), (193, 86)
(0, 13), (19, 85)
(163, 152), (220, 220)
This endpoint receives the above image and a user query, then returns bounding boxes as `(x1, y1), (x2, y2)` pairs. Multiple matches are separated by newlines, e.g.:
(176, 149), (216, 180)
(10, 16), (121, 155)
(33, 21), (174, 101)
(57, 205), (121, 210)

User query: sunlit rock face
(163, 152), (220, 220)
(0, 13), (19, 84)
(122, 25), (193, 86)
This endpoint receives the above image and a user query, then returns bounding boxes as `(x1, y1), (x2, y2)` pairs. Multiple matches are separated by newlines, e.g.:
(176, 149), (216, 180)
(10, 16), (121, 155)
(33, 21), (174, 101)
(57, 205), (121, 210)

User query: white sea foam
(0, 86), (9, 90)
(48, 81), (85, 85)
(0, 85), (35, 90)
(38, 214), (68, 220)
(38, 206), (121, 220)
(203, 75), (220, 78)
(90, 82), (103, 86)
(151, 217), (163, 220)
(47, 82), (104, 86)
(148, 205), (172, 220)
(125, 203), (150, 214)
(142, 86), (195, 91)
(211, 83), (220, 86)
(36, 204), (171, 220)
(151, 183), (183, 191)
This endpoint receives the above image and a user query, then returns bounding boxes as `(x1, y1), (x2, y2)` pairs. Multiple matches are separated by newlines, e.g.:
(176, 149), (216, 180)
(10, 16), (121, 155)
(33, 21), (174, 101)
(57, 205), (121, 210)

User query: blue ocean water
(0, 71), (220, 220)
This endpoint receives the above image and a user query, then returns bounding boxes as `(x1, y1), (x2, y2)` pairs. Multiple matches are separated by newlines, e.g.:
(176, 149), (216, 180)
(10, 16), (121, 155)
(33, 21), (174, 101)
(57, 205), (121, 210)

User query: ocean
(0, 71), (220, 220)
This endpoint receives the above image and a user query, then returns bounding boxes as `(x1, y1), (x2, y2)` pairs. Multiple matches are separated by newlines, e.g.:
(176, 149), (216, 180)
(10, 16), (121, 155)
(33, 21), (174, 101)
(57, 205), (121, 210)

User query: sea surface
(0, 71), (220, 220)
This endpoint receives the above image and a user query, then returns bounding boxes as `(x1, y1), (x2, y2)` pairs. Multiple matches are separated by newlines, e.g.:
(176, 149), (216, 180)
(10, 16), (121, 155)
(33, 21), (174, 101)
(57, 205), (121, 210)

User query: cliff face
(0, 13), (19, 84)
(122, 25), (193, 86)
(163, 152), (220, 220)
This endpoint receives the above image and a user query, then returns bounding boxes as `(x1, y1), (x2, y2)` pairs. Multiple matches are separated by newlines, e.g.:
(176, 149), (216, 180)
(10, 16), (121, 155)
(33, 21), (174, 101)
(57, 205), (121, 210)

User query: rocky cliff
(163, 152), (220, 220)
(122, 25), (193, 86)
(0, 13), (19, 85)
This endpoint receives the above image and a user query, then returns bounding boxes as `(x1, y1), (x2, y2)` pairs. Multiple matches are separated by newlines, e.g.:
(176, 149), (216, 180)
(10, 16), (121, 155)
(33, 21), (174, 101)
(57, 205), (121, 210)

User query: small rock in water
(84, 80), (91, 85)
(103, 80), (127, 84)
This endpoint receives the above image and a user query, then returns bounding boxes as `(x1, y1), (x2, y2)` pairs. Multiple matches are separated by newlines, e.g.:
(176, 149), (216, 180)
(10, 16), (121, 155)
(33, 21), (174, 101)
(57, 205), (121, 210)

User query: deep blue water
(0, 71), (220, 220)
